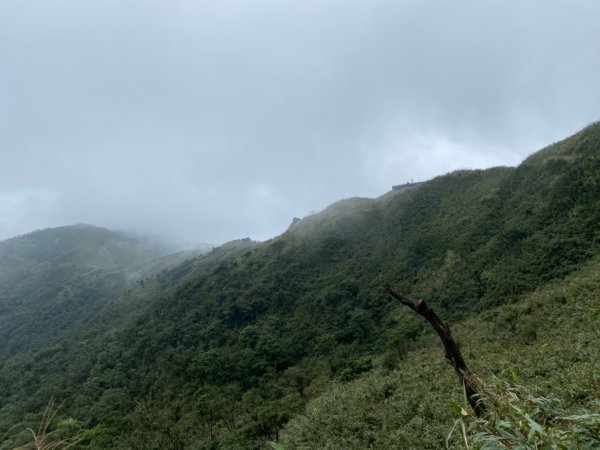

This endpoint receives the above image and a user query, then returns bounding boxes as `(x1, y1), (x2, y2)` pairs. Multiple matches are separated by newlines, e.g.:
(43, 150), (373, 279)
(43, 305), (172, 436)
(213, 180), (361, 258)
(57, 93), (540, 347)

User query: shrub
(448, 374), (600, 449)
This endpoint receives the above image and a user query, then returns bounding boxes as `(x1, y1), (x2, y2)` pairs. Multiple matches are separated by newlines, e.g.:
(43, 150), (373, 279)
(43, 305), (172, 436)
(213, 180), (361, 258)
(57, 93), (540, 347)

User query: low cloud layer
(2, 0), (600, 243)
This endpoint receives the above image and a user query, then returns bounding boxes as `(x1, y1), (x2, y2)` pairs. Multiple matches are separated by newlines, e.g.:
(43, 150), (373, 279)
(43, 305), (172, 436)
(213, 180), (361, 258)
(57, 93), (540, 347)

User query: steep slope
(0, 224), (202, 364)
(280, 253), (600, 448)
(0, 236), (256, 449)
(1, 123), (600, 449)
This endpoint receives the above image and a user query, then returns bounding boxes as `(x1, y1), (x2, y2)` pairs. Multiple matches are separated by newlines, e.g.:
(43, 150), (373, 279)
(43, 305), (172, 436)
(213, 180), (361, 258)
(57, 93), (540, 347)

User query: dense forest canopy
(1, 123), (600, 448)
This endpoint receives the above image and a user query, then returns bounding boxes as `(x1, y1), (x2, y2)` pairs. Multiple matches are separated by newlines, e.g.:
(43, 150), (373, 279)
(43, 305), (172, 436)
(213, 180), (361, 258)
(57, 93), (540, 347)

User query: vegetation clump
(451, 374), (600, 449)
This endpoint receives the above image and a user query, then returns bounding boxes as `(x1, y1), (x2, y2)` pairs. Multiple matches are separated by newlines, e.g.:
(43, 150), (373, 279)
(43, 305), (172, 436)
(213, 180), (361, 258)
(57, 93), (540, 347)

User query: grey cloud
(1, 0), (600, 242)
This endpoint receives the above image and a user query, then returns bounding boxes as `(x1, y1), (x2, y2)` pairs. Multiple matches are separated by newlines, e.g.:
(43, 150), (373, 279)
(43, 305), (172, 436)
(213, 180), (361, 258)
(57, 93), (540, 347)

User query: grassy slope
(1, 123), (600, 448)
(280, 255), (600, 448)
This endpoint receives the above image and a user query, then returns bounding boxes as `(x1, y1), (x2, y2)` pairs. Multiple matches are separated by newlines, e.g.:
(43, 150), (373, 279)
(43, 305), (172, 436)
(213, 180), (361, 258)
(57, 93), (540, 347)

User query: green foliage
(449, 375), (600, 449)
(339, 356), (373, 382)
(279, 256), (600, 448)
(2, 123), (600, 448)
(9, 398), (98, 450)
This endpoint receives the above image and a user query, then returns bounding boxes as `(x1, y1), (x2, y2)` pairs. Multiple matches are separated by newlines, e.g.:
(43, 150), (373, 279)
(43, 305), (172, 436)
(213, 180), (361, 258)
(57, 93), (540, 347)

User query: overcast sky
(1, 0), (600, 244)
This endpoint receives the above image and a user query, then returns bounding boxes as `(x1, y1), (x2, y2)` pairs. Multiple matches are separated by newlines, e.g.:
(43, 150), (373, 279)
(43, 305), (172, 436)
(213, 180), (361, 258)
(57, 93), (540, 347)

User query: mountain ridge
(1, 122), (600, 448)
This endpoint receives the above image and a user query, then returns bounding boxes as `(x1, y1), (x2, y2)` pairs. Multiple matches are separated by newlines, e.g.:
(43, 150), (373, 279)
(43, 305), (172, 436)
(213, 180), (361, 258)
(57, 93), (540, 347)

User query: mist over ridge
(2, 1), (600, 447)
(2, 122), (600, 448)
(2, 1), (600, 243)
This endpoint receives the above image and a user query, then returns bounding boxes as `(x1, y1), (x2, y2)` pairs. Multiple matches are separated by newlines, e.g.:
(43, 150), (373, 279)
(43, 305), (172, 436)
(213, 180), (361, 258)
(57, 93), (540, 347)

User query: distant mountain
(0, 224), (177, 280)
(0, 224), (204, 364)
(1, 123), (600, 449)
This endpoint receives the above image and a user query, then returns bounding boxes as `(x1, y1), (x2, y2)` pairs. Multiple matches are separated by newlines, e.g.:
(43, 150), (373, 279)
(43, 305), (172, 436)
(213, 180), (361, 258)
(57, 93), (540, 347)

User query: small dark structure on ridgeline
(392, 180), (421, 191)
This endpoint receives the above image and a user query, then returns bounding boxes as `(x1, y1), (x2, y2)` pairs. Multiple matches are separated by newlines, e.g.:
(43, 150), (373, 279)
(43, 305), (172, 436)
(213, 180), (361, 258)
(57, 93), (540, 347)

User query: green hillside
(0, 224), (201, 371)
(1, 123), (600, 449)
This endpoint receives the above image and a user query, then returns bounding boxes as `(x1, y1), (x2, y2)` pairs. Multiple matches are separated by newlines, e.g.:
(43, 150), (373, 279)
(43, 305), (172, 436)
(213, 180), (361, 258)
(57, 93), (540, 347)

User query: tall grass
(448, 373), (600, 449)
(12, 399), (81, 450)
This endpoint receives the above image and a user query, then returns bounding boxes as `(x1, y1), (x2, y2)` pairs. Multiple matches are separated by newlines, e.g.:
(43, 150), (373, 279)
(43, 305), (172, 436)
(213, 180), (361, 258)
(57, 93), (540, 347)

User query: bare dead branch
(384, 284), (485, 417)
